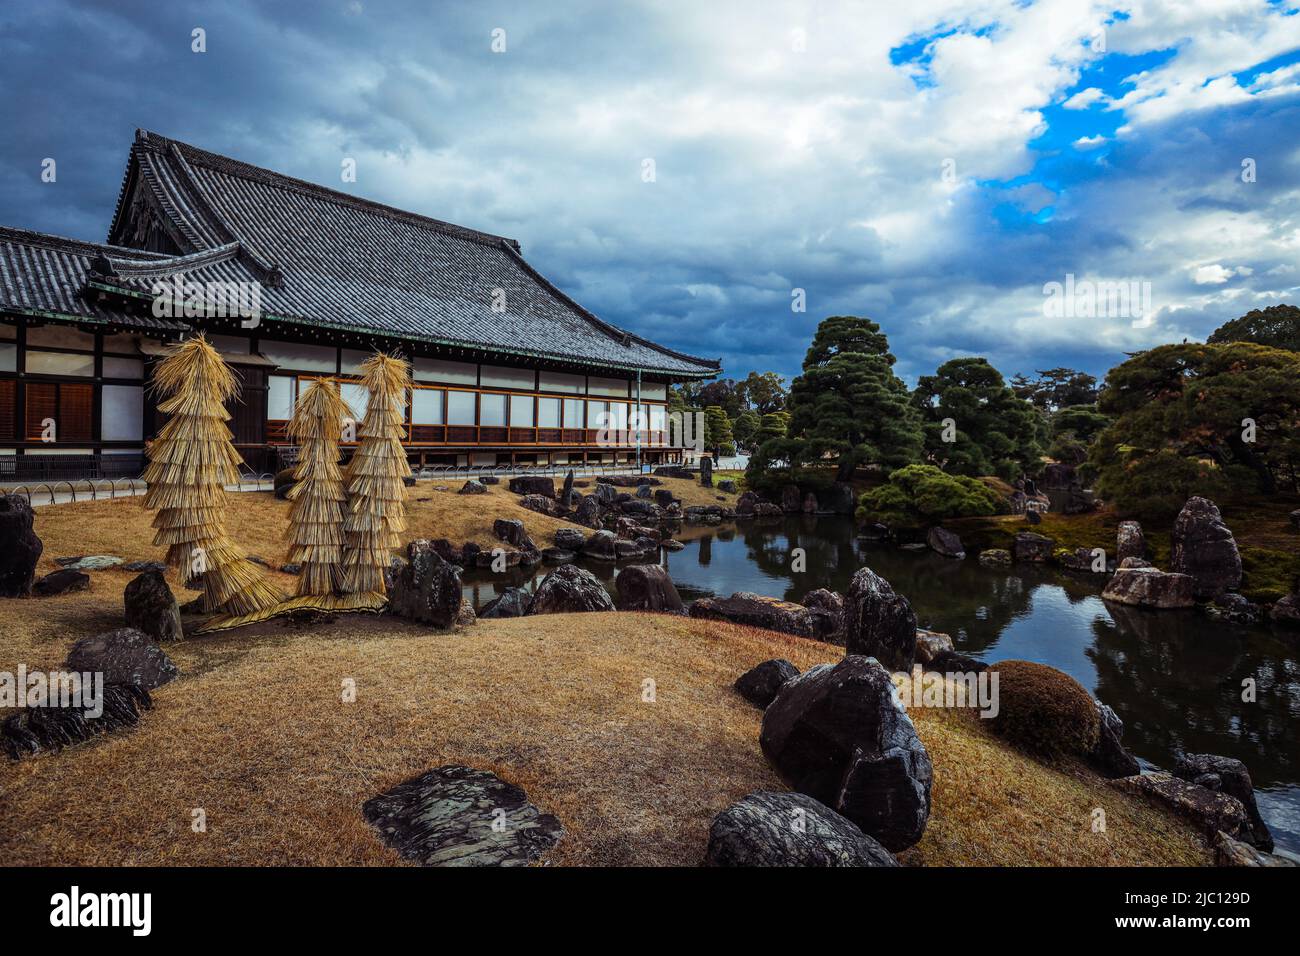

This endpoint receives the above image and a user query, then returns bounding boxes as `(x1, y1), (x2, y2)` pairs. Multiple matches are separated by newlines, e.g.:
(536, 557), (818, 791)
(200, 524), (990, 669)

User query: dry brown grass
(0, 485), (1210, 867)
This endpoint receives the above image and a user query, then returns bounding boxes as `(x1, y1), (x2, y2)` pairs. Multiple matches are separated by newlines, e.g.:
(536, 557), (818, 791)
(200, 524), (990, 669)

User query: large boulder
(760, 656), (932, 851)
(527, 565), (615, 614)
(387, 541), (463, 628)
(1173, 753), (1272, 851)
(699, 456), (713, 488)
(717, 478), (737, 494)
(1111, 772), (1250, 842)
(594, 482), (619, 505)
(780, 485), (802, 513)
(478, 587), (531, 619)
(492, 518), (535, 550)
(123, 570), (183, 643)
(508, 475), (556, 498)
(1090, 700), (1141, 778)
(65, 627), (179, 690)
(0, 494), (42, 598)
(458, 479), (487, 495)
(362, 765), (562, 866)
(734, 659), (800, 708)
(926, 527), (965, 559)
(1012, 532), (1054, 563)
(1170, 497), (1242, 599)
(704, 791), (898, 867)
(842, 568), (917, 672)
(560, 470), (577, 509)
(615, 564), (683, 613)
(1116, 520), (1146, 564)
(1101, 567), (1196, 609)
(802, 492), (819, 514)
(803, 588), (845, 642)
(688, 592), (819, 638)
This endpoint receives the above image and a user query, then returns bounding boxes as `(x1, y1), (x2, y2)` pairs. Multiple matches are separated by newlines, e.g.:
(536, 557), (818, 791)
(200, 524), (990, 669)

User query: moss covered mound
(988, 660), (1100, 759)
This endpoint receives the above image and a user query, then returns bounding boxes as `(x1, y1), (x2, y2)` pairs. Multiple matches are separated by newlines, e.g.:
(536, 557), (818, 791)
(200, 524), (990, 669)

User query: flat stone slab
(363, 765), (563, 866)
(54, 555), (124, 571)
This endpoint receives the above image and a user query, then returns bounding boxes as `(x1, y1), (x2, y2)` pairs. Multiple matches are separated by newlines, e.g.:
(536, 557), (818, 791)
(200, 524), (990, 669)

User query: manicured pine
(286, 377), (351, 597)
(340, 352), (411, 595)
(142, 336), (283, 615)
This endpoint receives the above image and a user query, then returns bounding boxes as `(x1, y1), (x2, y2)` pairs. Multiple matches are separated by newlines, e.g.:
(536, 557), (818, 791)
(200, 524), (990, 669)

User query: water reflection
(463, 514), (1300, 853)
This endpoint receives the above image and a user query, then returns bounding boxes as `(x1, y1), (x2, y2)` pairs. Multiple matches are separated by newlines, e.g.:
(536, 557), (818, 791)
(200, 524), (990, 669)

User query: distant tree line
(739, 304), (1300, 520)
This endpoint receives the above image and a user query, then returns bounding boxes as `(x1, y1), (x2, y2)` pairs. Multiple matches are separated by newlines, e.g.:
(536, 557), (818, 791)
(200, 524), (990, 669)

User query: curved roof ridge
(136, 129), (520, 251)
(165, 142), (284, 286)
(98, 241), (242, 277)
(500, 241), (721, 371)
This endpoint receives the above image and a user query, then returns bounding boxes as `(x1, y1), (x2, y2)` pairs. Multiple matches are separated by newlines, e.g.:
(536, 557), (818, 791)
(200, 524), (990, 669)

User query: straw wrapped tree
(143, 336), (283, 616)
(341, 353), (412, 595)
(285, 378), (351, 597)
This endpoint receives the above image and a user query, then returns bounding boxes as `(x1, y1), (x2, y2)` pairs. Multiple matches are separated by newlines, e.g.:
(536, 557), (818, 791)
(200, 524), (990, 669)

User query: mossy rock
(987, 660), (1100, 760)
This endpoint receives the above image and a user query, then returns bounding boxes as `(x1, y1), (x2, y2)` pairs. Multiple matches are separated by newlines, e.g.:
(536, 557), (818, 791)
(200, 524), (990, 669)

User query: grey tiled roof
(0, 227), (187, 331)
(96, 130), (719, 378)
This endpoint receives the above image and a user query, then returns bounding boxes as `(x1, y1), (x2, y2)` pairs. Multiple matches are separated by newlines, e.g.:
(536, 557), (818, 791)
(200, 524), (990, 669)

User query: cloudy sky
(2, 0), (1298, 386)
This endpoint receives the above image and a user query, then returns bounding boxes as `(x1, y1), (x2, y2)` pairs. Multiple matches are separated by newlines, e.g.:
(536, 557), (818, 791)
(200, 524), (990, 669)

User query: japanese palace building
(0, 129), (720, 480)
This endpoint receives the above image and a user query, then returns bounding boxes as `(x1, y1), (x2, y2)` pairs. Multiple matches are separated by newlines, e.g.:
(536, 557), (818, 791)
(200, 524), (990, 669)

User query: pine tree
(286, 378), (351, 597)
(142, 336), (282, 615)
(341, 353), (411, 595)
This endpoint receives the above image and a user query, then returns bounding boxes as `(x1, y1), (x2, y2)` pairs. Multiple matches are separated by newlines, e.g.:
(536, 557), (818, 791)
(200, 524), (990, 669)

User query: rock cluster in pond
(387, 541), (464, 629)
(1172, 753), (1272, 851)
(705, 791), (898, 867)
(362, 765), (563, 866)
(66, 627), (179, 690)
(842, 567), (917, 672)
(734, 659), (800, 708)
(2, 683), (152, 759)
(33, 568), (90, 596)
(689, 592), (819, 638)
(1101, 566), (1195, 608)
(124, 570), (183, 643)
(760, 656), (932, 851)
(0, 494), (42, 597)
(1170, 496), (1241, 600)
(527, 564), (615, 614)
(614, 564), (683, 613)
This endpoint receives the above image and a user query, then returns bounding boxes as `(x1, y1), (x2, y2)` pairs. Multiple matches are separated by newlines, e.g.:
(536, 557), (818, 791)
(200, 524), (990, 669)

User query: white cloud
(1063, 86), (1106, 109)
(1073, 134), (1108, 149)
